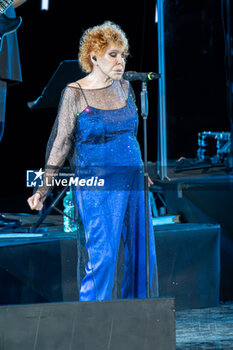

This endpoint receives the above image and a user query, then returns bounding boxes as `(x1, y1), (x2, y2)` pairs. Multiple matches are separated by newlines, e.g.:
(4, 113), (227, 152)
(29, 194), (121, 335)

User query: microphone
(123, 71), (162, 81)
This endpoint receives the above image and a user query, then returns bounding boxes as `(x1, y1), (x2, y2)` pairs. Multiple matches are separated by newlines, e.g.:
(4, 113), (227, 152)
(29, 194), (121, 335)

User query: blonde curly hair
(78, 21), (129, 73)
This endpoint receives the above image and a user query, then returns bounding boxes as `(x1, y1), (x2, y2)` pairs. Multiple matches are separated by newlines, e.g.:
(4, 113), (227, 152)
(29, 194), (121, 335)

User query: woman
(28, 21), (158, 301)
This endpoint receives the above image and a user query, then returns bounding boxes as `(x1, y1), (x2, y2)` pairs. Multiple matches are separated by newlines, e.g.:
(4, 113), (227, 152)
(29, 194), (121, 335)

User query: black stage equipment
(0, 225), (219, 309)
(27, 60), (85, 109)
(152, 170), (232, 301)
(0, 298), (175, 350)
(197, 131), (231, 164)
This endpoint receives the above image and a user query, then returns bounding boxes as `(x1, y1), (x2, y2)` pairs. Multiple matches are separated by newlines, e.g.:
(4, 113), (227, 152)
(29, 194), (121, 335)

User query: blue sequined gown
(39, 80), (158, 301)
(73, 83), (158, 301)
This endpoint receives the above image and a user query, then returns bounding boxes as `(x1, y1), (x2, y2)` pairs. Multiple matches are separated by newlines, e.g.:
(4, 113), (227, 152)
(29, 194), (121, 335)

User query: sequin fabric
(36, 79), (158, 300)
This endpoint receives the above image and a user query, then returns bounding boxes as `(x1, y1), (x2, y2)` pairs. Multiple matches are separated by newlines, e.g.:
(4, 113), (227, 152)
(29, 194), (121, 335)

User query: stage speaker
(154, 223), (220, 310)
(0, 298), (175, 350)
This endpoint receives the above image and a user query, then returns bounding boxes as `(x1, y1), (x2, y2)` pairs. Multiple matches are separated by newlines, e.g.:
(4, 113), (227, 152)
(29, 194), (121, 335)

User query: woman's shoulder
(63, 80), (87, 97)
(67, 81), (82, 89)
(67, 76), (91, 89)
(67, 77), (129, 91)
(59, 82), (85, 105)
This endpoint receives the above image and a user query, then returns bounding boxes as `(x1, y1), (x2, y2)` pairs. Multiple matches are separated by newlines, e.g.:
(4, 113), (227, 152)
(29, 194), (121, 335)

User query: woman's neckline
(77, 100), (129, 117)
(69, 80), (115, 91)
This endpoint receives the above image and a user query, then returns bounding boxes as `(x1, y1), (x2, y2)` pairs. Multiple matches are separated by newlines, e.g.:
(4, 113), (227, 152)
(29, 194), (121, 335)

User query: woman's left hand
(148, 176), (154, 187)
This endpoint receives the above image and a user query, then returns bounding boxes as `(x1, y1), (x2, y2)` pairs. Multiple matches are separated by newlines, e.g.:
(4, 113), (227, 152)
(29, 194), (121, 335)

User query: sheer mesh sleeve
(121, 79), (138, 112)
(35, 86), (80, 201)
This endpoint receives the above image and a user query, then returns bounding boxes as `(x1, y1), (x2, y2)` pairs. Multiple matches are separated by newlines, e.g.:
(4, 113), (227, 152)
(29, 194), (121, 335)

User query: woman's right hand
(27, 192), (43, 211)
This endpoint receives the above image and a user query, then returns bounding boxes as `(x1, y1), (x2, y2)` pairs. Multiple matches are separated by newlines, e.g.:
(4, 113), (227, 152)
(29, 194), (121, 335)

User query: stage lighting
(41, 0), (49, 10)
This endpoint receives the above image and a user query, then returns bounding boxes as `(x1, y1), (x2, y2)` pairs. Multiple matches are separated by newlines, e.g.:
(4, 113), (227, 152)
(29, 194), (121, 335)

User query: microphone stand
(140, 81), (150, 298)
(125, 71), (161, 297)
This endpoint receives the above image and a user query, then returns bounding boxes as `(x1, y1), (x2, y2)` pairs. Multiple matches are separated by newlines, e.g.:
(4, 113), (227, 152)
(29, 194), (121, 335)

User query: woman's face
(94, 43), (127, 81)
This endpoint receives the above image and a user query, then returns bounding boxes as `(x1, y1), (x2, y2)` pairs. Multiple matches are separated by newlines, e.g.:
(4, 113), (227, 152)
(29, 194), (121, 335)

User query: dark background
(0, 0), (229, 212)
(164, 0), (229, 159)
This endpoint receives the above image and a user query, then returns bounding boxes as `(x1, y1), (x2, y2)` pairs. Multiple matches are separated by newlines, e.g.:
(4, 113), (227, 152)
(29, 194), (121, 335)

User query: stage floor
(176, 303), (233, 349)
